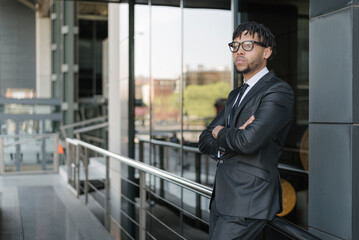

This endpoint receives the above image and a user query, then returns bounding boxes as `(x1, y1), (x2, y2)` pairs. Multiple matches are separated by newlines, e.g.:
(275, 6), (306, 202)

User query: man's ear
(264, 47), (272, 60)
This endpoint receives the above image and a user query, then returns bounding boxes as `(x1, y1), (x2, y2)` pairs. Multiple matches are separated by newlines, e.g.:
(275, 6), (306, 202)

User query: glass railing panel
(1, 134), (58, 173)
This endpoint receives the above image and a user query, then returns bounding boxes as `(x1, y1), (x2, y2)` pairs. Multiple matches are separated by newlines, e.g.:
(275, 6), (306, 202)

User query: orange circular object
(277, 178), (296, 217)
(300, 128), (309, 171)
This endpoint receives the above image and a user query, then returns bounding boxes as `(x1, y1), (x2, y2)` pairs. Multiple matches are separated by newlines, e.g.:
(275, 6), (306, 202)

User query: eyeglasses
(228, 40), (267, 52)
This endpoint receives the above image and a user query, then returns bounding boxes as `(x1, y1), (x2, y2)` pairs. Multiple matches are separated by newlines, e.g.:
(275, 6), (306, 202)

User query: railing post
(61, 127), (67, 141)
(0, 138), (4, 174)
(15, 120), (20, 171)
(41, 121), (47, 170)
(66, 142), (72, 183)
(76, 144), (80, 198)
(195, 153), (202, 223)
(139, 170), (147, 240)
(139, 140), (144, 163)
(76, 133), (81, 141)
(53, 134), (59, 172)
(104, 156), (110, 230)
(103, 126), (108, 150)
(159, 146), (164, 198)
(195, 153), (201, 184)
(84, 147), (89, 205)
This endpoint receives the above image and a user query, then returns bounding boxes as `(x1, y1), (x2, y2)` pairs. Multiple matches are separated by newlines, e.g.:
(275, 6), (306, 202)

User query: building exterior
(0, 0), (358, 239)
(108, 1), (359, 239)
(0, 0), (36, 97)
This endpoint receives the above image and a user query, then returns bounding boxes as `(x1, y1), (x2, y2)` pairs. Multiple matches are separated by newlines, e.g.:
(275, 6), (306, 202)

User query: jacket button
(219, 160), (223, 164)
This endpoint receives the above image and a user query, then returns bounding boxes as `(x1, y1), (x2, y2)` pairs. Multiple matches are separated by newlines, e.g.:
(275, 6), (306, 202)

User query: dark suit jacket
(199, 70), (294, 220)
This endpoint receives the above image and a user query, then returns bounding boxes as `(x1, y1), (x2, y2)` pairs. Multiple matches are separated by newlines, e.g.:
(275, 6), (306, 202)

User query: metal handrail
(66, 138), (212, 196)
(73, 122), (108, 134)
(60, 116), (108, 131)
(60, 116), (108, 139)
(0, 98), (62, 122)
(269, 217), (320, 240)
(3, 133), (58, 147)
(0, 98), (61, 105)
(66, 138), (320, 240)
(137, 137), (309, 175)
(0, 134), (59, 138)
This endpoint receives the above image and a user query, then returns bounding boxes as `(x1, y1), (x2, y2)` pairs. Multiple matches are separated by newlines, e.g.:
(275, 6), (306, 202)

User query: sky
(134, 5), (232, 79)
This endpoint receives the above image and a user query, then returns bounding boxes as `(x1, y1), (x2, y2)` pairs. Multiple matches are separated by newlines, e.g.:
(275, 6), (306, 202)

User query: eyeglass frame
(228, 40), (267, 52)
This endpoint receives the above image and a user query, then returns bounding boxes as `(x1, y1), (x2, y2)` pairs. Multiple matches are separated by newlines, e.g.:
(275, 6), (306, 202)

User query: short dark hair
(233, 21), (276, 56)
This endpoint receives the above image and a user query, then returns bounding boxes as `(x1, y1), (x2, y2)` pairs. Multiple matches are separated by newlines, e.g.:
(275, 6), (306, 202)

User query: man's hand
(239, 115), (255, 129)
(212, 125), (224, 139)
(212, 115), (254, 139)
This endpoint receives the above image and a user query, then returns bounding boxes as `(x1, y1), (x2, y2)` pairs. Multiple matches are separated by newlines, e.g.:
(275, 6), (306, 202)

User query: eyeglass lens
(229, 41), (254, 52)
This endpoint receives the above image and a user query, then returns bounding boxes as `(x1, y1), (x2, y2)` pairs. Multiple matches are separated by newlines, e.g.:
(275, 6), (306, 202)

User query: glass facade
(151, 3), (181, 143)
(236, 0), (309, 227)
(131, 0), (309, 233)
(134, 1), (232, 173)
(79, 20), (108, 98)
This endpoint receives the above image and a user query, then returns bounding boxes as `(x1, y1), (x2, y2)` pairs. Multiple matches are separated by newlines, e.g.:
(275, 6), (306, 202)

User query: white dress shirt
(233, 67), (269, 108)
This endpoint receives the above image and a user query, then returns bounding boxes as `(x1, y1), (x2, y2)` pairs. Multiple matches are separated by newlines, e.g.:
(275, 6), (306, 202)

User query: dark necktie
(228, 83), (249, 125)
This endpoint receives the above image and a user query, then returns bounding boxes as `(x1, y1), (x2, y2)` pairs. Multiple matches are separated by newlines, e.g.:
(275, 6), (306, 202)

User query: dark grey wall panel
(309, 124), (352, 239)
(310, 0), (359, 18)
(353, 7), (359, 123)
(0, 0), (36, 97)
(309, 7), (352, 123)
(353, 126), (359, 240)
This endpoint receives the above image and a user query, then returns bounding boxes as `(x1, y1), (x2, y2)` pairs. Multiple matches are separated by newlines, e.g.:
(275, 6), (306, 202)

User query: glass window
(237, 0), (309, 228)
(147, 3), (183, 182)
(79, 20), (108, 98)
(150, 3), (181, 148)
(135, 4), (150, 142)
(183, 5), (232, 144)
(182, 2), (232, 187)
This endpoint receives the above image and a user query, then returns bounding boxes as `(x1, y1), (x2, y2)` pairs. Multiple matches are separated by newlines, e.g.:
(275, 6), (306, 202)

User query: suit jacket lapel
(232, 70), (275, 124)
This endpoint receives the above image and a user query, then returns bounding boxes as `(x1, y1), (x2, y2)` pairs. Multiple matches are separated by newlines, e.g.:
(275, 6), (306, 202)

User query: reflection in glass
(151, 5), (181, 146)
(237, 0), (309, 228)
(135, 4), (150, 141)
(183, 6), (231, 186)
(183, 7), (232, 146)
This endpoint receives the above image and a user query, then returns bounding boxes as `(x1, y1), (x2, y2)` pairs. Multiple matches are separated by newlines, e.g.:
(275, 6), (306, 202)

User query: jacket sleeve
(198, 107), (226, 160)
(216, 82), (294, 155)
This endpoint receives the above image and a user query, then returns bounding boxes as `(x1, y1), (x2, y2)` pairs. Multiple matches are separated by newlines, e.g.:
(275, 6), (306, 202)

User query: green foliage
(184, 82), (231, 117)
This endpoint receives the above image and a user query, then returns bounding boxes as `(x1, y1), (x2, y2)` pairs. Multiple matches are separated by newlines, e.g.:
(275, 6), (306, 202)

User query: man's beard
(237, 66), (251, 74)
(236, 58), (263, 75)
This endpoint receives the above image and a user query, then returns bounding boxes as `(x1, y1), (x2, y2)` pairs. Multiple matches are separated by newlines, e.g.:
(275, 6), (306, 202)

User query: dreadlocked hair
(233, 21), (276, 58)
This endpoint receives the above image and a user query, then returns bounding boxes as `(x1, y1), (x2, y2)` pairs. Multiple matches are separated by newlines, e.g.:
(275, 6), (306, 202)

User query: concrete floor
(0, 174), (113, 240)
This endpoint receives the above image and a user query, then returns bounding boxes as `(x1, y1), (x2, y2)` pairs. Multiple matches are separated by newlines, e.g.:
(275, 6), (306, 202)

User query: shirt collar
(243, 67), (269, 88)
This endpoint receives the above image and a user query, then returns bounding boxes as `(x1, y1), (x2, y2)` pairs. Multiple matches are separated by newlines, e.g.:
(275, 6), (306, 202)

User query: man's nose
(236, 45), (245, 55)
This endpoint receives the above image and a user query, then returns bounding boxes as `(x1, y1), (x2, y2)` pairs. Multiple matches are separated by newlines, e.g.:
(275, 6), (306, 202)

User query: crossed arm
(198, 83), (293, 158)
(212, 115), (255, 139)
(198, 108), (255, 160)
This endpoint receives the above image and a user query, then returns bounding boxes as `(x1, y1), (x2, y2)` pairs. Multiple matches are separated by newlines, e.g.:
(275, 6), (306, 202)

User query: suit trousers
(209, 198), (267, 240)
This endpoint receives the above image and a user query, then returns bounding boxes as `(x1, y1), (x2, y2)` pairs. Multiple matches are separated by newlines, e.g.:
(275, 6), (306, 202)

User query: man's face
(232, 31), (272, 80)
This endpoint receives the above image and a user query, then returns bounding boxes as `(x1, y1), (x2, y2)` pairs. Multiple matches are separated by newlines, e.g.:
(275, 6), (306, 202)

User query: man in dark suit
(199, 22), (294, 239)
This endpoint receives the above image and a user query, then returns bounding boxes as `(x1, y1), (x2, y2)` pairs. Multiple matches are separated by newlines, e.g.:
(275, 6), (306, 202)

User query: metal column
(51, 0), (78, 129)
(127, 0), (136, 238)
(0, 138), (4, 174)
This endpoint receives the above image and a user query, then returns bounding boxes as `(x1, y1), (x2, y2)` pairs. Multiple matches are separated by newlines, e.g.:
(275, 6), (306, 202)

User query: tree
(184, 82), (231, 118)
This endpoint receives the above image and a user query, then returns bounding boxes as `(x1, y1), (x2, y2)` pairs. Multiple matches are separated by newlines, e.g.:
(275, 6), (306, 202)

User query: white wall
(108, 3), (129, 237)
(36, 12), (51, 98)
